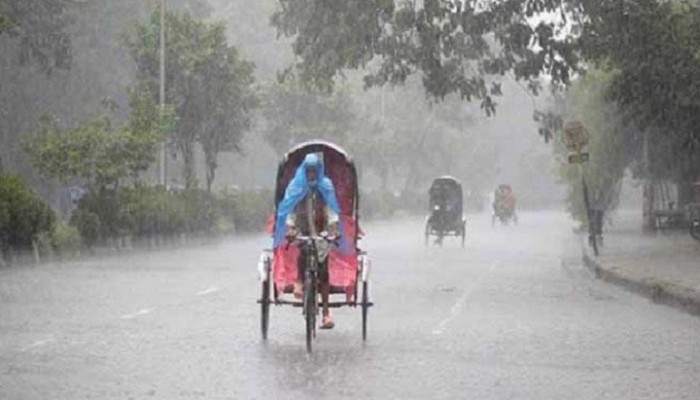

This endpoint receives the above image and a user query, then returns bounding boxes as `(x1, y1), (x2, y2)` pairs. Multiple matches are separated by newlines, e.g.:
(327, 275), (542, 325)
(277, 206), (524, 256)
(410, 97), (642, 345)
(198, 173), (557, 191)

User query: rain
(1, 1), (699, 399)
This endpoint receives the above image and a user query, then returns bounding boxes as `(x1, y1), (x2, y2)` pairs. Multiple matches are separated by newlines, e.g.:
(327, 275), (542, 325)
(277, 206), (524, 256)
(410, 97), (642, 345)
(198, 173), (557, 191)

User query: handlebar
(287, 234), (340, 246)
(284, 232), (342, 251)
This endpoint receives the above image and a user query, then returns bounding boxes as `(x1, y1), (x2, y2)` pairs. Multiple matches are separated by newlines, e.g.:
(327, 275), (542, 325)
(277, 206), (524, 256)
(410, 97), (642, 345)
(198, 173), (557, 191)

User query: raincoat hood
(273, 154), (348, 252)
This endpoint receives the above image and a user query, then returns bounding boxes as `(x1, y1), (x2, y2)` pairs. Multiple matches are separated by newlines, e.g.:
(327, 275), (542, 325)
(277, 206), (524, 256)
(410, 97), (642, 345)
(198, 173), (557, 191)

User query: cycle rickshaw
(424, 176), (466, 247)
(257, 141), (373, 352)
(492, 184), (518, 226)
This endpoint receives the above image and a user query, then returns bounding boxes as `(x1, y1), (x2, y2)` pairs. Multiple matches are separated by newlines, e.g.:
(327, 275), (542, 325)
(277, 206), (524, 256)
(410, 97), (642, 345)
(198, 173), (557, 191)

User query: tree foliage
(0, 0), (77, 73)
(581, 0), (700, 149)
(552, 70), (637, 223)
(537, 0), (700, 213)
(261, 80), (354, 155)
(127, 8), (257, 190)
(23, 93), (163, 189)
(0, 173), (56, 259)
(271, 0), (583, 111)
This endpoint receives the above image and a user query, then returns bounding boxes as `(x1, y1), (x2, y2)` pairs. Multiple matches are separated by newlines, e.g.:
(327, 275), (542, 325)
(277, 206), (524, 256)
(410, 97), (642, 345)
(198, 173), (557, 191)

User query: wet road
(2, 211), (699, 399)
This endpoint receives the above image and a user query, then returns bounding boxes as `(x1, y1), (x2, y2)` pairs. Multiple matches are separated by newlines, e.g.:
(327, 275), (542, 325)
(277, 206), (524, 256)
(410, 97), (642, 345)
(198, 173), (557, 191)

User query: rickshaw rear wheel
(461, 225), (466, 248)
(361, 281), (369, 341)
(260, 279), (270, 340)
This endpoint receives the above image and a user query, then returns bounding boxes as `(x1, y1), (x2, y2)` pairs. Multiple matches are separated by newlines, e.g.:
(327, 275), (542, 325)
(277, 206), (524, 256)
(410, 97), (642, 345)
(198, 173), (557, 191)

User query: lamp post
(159, 0), (167, 187)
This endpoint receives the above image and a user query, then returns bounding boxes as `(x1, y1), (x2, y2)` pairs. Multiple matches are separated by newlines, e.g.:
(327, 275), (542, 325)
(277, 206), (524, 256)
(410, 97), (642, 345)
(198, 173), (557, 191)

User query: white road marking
(120, 308), (154, 320)
(21, 337), (55, 351)
(196, 286), (220, 296)
(432, 261), (499, 335)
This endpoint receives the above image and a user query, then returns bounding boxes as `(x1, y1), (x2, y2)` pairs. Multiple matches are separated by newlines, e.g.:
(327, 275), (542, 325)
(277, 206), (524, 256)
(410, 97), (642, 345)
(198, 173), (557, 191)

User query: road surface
(2, 211), (699, 399)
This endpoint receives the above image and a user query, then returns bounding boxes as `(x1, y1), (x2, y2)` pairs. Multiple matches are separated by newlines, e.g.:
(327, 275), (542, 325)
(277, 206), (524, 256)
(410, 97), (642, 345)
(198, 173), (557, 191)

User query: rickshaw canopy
(429, 176), (463, 215)
(274, 140), (360, 242)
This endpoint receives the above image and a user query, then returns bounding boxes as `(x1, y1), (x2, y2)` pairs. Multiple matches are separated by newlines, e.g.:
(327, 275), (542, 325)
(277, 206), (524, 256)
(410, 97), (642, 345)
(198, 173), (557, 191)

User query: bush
(182, 189), (220, 234)
(67, 186), (274, 246)
(70, 209), (101, 248)
(51, 222), (83, 257)
(226, 189), (273, 233)
(0, 174), (56, 260)
(120, 187), (186, 237)
(73, 189), (125, 239)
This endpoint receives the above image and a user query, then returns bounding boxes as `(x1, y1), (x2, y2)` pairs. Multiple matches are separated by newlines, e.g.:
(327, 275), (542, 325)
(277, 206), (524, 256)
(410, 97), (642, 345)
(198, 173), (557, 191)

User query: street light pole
(159, 0), (167, 187)
(578, 150), (599, 256)
(380, 85), (384, 125)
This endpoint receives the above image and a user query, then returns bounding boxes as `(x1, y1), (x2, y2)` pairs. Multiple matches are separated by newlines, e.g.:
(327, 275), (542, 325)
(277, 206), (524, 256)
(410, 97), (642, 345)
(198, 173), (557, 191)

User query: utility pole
(564, 120), (599, 256)
(642, 129), (654, 231)
(380, 86), (385, 125)
(159, 0), (167, 187)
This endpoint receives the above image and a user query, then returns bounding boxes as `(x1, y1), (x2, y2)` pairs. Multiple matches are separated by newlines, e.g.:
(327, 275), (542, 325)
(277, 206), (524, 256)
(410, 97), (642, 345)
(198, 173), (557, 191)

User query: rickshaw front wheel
(304, 272), (317, 353)
(361, 281), (369, 341)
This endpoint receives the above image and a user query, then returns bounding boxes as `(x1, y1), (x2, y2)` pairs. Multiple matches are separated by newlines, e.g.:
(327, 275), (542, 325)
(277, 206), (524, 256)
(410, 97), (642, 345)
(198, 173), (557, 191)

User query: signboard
(563, 120), (588, 152)
(568, 152), (589, 164)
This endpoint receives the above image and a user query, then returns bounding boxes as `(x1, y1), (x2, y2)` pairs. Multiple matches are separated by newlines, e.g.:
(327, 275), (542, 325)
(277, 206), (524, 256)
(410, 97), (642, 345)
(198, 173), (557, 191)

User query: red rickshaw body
(270, 141), (362, 298)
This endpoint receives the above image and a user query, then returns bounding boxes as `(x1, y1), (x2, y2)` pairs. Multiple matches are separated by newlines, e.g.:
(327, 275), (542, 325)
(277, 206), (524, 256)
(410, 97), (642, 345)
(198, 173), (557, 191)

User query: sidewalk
(582, 211), (700, 316)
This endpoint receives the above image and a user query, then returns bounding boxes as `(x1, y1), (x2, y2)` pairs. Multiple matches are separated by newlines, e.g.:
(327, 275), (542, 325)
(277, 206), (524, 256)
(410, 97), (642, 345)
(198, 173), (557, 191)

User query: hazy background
(0, 0), (566, 212)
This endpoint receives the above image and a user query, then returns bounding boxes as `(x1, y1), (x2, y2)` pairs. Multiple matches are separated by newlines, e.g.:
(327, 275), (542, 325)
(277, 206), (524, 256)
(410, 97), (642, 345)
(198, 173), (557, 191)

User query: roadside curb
(582, 253), (700, 317)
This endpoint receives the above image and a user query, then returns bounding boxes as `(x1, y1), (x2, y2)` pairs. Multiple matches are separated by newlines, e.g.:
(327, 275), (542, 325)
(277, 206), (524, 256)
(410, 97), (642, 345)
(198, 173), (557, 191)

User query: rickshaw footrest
(261, 299), (374, 308)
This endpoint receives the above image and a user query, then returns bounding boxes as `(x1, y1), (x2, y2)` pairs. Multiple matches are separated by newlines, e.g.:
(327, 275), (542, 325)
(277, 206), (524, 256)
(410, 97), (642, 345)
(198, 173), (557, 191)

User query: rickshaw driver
(274, 153), (341, 330)
(493, 185), (516, 215)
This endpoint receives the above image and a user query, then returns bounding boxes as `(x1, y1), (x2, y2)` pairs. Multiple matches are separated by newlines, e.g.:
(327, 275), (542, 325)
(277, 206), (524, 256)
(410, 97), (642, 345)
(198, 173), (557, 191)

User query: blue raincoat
(273, 154), (350, 253)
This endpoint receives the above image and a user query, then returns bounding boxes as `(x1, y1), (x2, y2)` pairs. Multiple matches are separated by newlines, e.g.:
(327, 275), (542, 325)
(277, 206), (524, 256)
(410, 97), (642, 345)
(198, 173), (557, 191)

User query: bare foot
(293, 282), (303, 299)
(320, 314), (335, 329)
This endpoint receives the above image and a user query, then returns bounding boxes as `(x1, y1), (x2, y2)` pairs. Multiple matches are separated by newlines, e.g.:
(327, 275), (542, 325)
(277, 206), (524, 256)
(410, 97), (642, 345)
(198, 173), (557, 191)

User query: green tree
(127, 9), (257, 190)
(580, 0), (700, 203)
(346, 79), (491, 195)
(533, 1), (700, 220)
(261, 80), (354, 155)
(197, 46), (257, 192)
(23, 95), (163, 190)
(552, 70), (637, 224)
(271, 0), (582, 109)
(0, 0), (77, 72)
(0, 173), (56, 261)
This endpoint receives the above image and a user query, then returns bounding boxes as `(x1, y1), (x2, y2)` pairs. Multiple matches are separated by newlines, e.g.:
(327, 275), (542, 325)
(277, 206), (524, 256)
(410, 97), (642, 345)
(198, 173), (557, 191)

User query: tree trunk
(204, 146), (217, 193)
(131, 169), (139, 187)
(206, 163), (215, 193)
(677, 170), (694, 209)
(642, 179), (655, 231)
(182, 142), (196, 189)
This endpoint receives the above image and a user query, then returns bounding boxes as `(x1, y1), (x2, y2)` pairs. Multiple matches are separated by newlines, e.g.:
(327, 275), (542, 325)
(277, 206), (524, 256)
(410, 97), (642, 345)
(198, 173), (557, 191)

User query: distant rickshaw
(424, 176), (466, 247)
(492, 184), (518, 226)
